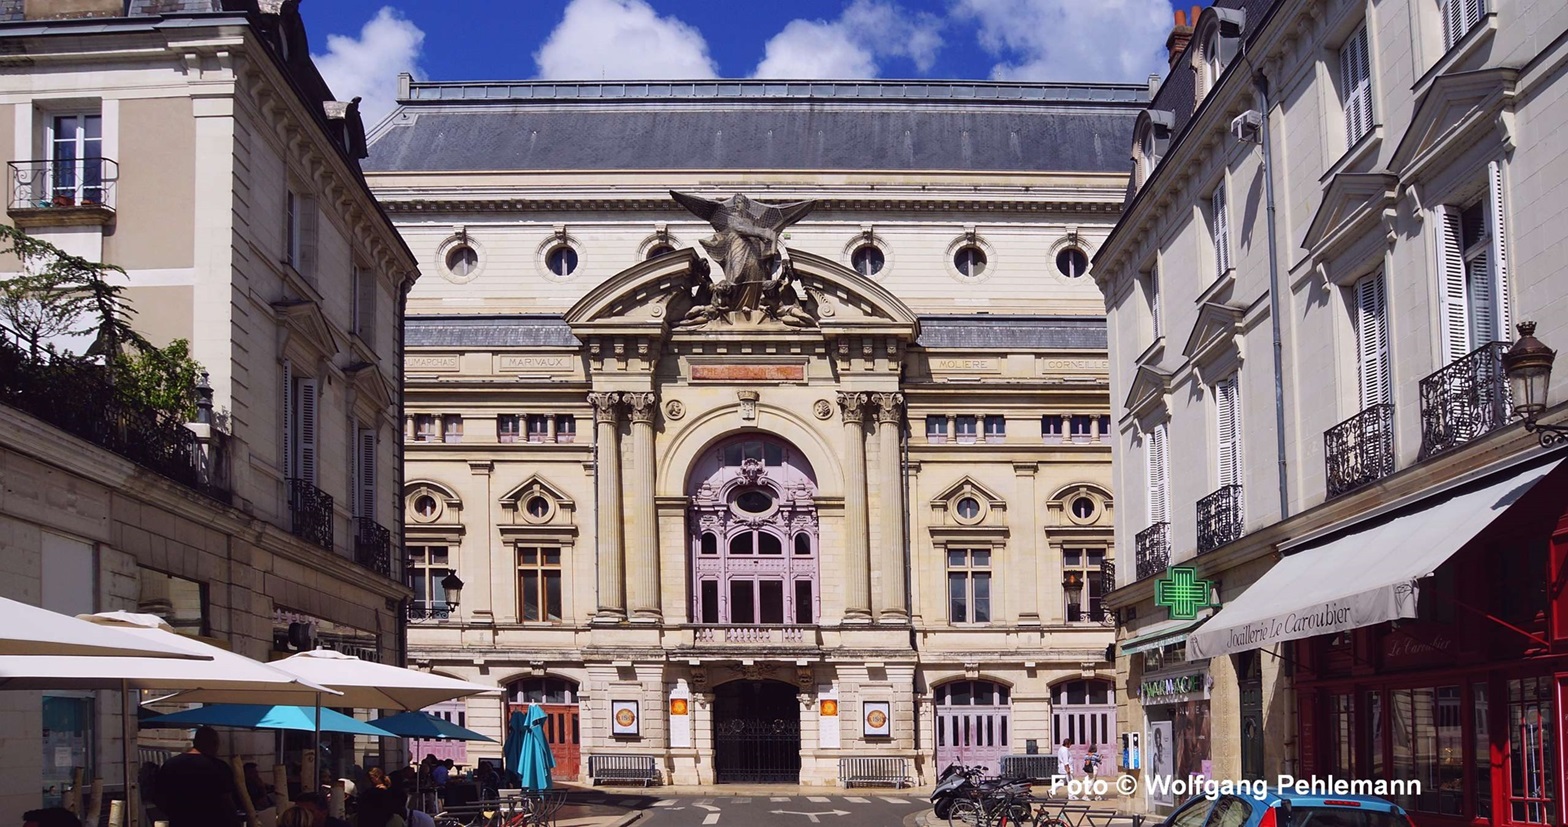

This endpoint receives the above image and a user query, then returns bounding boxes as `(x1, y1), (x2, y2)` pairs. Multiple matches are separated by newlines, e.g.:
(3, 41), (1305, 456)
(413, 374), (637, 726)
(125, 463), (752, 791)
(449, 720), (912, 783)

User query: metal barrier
(586, 754), (660, 786)
(999, 755), (1060, 780)
(837, 757), (911, 788)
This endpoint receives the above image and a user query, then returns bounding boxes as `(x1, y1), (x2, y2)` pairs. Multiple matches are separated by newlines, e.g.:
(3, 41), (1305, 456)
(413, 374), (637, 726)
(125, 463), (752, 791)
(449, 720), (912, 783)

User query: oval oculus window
(734, 489), (774, 514)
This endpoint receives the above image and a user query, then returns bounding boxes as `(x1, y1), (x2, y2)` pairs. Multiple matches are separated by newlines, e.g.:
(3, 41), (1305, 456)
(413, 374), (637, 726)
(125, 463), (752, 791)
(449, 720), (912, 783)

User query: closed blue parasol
(140, 703), (395, 737)
(370, 710), (494, 742)
(503, 705), (555, 790)
(502, 710), (526, 775)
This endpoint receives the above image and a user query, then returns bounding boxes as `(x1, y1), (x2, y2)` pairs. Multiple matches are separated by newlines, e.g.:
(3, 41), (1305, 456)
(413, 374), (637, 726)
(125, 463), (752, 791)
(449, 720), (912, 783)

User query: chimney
(1166, 7), (1200, 70)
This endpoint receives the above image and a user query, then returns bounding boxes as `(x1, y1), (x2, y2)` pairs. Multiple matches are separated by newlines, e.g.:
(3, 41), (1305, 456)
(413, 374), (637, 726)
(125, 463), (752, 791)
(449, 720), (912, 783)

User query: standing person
(291, 792), (349, 827)
(244, 761), (278, 810)
(154, 726), (241, 827)
(22, 809), (82, 827)
(1056, 738), (1076, 800)
(1084, 744), (1104, 800)
(351, 786), (407, 827)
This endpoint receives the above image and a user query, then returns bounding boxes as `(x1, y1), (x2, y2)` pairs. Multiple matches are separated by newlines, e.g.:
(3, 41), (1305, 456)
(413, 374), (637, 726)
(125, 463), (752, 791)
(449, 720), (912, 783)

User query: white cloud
(754, 0), (943, 79)
(534, 0), (718, 80)
(955, 0), (1170, 83)
(311, 7), (425, 128)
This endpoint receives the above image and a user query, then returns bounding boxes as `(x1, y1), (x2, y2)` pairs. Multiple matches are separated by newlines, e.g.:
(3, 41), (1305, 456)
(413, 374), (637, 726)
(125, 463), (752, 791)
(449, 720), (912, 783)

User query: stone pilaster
(589, 392), (625, 621)
(838, 391), (873, 621)
(624, 391), (661, 621)
(872, 392), (908, 622)
(1013, 462), (1041, 625)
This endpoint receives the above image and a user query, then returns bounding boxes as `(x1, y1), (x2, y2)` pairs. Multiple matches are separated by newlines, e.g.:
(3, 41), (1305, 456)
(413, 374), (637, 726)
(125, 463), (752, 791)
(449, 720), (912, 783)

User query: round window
(546, 245), (579, 277)
(734, 489), (774, 514)
(850, 244), (885, 276)
(645, 243), (675, 260)
(413, 495), (438, 519)
(956, 497), (981, 519)
(953, 245), (987, 277)
(1072, 497), (1096, 519)
(445, 245), (478, 278)
(525, 496), (550, 519)
(1056, 247), (1089, 278)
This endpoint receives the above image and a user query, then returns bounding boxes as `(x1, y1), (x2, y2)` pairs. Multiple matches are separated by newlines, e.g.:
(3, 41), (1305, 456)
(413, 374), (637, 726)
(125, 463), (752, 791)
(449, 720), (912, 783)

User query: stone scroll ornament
(667, 190), (821, 329)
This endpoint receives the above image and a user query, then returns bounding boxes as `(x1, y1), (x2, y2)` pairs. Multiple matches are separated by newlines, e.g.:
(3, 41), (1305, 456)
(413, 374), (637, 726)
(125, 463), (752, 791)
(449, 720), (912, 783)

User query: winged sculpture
(669, 190), (820, 328)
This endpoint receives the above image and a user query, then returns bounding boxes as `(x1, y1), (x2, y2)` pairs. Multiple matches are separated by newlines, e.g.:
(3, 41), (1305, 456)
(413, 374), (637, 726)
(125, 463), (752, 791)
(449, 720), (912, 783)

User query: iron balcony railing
(1100, 560), (1116, 595)
(1196, 485), (1244, 554)
(406, 601), (451, 621)
(8, 157), (118, 212)
(1135, 522), (1170, 580)
(354, 517), (393, 578)
(1067, 605), (1117, 625)
(1325, 403), (1396, 498)
(288, 478), (334, 551)
(1419, 341), (1510, 459)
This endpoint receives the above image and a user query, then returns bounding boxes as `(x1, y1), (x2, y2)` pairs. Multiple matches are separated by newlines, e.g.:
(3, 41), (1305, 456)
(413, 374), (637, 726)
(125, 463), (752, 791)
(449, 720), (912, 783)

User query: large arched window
(509, 676), (578, 704)
(1052, 679), (1116, 750)
(935, 680), (1012, 775)
(689, 436), (819, 626)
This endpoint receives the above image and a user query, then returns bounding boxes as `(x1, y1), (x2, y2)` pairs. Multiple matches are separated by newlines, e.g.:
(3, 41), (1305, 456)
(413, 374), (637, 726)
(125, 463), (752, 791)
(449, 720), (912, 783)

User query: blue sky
(299, 1), (1189, 124)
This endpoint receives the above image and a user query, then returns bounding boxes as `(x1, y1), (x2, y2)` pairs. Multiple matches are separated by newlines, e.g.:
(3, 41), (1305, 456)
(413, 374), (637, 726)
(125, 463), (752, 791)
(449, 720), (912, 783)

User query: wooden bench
(837, 757), (912, 788)
(586, 754), (661, 787)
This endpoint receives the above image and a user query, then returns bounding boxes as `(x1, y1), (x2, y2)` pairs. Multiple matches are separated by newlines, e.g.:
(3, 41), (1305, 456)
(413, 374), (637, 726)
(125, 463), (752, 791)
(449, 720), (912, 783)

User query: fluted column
(872, 392), (908, 622)
(625, 391), (661, 621)
(838, 391), (873, 622)
(589, 392), (626, 621)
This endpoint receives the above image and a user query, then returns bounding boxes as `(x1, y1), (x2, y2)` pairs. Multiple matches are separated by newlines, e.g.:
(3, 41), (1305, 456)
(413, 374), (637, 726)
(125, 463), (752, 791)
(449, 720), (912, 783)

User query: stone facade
(371, 79), (1141, 785)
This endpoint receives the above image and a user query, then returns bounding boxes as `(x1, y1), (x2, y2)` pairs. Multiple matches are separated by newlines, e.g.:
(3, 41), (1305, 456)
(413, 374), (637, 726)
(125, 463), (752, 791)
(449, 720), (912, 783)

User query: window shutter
(300, 197), (319, 279)
(355, 268), (376, 343)
(1149, 268), (1163, 339)
(1147, 423), (1169, 524)
(1341, 23), (1371, 145)
(1216, 377), (1241, 488)
(1487, 160), (1511, 341)
(358, 428), (376, 521)
(1442, 0), (1461, 49)
(1355, 273), (1391, 409)
(297, 378), (318, 485)
(281, 359), (293, 479)
(1212, 186), (1230, 276)
(1437, 206), (1470, 362)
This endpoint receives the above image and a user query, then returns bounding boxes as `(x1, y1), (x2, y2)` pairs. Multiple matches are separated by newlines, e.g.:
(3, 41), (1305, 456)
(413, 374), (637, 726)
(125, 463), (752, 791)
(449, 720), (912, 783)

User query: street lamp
(1502, 322), (1567, 447)
(441, 572), (465, 611)
(1063, 571), (1084, 622)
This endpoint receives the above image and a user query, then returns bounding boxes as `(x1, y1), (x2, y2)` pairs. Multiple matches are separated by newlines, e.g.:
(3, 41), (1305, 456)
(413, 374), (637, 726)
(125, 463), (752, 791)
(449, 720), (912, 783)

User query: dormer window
(1135, 111), (1174, 186)
(1203, 28), (1224, 90)
(1192, 7), (1247, 97)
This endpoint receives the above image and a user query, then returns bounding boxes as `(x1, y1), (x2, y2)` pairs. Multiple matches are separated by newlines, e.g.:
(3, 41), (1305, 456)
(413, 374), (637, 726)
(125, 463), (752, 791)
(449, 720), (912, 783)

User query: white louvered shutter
(300, 197), (319, 279)
(1149, 268), (1163, 339)
(1340, 23), (1372, 146)
(297, 378), (318, 485)
(1437, 206), (1470, 362)
(282, 359), (293, 479)
(1212, 186), (1231, 276)
(1355, 273), (1391, 409)
(1147, 423), (1169, 524)
(1216, 377), (1241, 488)
(1487, 160), (1511, 342)
(358, 428), (376, 521)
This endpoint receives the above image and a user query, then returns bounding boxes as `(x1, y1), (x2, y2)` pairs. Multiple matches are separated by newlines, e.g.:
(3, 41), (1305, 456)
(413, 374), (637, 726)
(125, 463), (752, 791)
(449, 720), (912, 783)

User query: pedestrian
(244, 761), (278, 810)
(291, 792), (350, 827)
(22, 809), (82, 827)
(352, 786), (407, 827)
(154, 726), (241, 827)
(1084, 743), (1104, 800)
(277, 806), (317, 827)
(1056, 737), (1076, 800)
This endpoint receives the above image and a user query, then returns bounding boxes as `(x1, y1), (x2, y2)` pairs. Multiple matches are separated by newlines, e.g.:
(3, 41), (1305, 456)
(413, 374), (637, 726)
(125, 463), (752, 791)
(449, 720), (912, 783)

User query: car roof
(1177, 790), (1407, 813)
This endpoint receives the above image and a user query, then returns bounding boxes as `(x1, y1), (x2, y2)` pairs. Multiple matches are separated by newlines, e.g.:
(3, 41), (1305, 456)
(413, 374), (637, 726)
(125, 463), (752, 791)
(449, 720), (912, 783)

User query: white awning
(1188, 458), (1562, 661)
(1119, 615), (1210, 656)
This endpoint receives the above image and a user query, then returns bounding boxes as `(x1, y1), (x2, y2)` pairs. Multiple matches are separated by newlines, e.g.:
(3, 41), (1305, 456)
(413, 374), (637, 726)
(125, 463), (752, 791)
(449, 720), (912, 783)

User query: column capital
(588, 391), (622, 423)
(871, 392), (905, 424)
(836, 391), (870, 422)
(624, 391), (658, 424)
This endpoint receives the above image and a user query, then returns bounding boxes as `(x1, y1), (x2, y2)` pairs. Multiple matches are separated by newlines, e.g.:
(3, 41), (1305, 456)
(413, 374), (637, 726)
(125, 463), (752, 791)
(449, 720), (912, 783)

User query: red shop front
(1292, 458), (1568, 827)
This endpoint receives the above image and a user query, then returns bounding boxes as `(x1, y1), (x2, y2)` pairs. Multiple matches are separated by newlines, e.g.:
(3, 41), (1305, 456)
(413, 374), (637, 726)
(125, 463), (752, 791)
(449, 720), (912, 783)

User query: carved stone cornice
(624, 391), (657, 424)
(836, 391), (870, 422)
(588, 392), (622, 424)
(871, 392), (905, 424)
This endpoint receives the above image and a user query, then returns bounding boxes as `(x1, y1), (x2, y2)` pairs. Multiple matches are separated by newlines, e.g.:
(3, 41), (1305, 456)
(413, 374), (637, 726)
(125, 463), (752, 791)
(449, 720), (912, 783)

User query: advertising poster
(1148, 720), (1174, 807)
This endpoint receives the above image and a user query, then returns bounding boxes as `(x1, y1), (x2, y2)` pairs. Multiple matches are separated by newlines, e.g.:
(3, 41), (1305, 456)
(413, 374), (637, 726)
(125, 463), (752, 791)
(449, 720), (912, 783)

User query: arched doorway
(935, 680), (1012, 775)
(508, 676), (580, 781)
(688, 436), (819, 626)
(1051, 679), (1116, 778)
(712, 680), (801, 783)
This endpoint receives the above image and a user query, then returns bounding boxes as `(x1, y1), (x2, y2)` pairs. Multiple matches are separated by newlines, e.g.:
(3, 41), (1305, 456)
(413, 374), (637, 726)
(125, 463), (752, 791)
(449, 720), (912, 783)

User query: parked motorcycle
(930, 763), (976, 819)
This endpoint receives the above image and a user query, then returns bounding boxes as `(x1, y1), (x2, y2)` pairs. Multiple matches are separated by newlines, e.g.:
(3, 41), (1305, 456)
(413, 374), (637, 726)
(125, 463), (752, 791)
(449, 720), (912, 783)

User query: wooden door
(936, 705), (1010, 776)
(511, 703), (580, 781)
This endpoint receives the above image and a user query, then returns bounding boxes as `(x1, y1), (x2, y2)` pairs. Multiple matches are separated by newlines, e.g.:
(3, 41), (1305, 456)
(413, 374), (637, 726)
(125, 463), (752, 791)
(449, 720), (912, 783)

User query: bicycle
(948, 781), (1033, 827)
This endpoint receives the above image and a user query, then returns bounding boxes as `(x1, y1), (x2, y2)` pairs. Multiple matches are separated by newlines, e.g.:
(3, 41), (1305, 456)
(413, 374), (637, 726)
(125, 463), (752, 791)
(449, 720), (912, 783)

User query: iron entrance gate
(713, 718), (802, 783)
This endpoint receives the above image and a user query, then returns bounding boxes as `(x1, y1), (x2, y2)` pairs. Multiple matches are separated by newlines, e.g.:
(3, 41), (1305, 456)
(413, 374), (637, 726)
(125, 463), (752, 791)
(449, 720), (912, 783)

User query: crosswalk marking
(807, 796), (831, 802)
(730, 798), (751, 804)
(653, 801), (678, 807)
(770, 797), (791, 802)
(881, 797), (914, 804)
(845, 796), (871, 803)
(703, 814), (721, 825)
(618, 799), (641, 807)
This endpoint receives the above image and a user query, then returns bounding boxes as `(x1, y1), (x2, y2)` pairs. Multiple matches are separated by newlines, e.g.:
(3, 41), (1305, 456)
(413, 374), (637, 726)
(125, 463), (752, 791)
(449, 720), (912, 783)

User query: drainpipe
(397, 278), (412, 668)
(1255, 70), (1291, 520)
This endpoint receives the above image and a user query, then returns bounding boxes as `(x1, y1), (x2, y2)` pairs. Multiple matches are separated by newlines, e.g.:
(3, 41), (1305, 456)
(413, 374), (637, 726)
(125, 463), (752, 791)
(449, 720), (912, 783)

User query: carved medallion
(665, 399), (686, 420)
(813, 399), (833, 420)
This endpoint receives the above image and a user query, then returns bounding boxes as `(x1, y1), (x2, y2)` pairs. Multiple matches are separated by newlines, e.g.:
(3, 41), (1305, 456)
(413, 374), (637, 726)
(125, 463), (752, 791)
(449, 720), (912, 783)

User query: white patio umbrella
(169, 649), (502, 710)
(0, 596), (209, 659)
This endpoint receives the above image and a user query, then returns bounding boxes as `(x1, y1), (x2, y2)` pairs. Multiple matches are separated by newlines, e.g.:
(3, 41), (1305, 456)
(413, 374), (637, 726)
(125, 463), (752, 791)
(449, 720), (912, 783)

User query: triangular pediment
(1181, 301), (1245, 366)
(500, 474), (576, 511)
(1302, 172), (1398, 257)
(345, 361), (394, 413)
(273, 299), (344, 360)
(1124, 363), (1172, 420)
(930, 475), (1006, 509)
(1390, 67), (1518, 180)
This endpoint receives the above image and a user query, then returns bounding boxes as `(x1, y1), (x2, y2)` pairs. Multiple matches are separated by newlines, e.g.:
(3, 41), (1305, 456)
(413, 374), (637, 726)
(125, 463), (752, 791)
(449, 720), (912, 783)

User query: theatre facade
(364, 77), (1145, 784)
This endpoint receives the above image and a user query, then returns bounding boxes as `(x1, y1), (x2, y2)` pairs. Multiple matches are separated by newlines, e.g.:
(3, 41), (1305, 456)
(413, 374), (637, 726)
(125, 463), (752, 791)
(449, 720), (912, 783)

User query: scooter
(930, 763), (984, 819)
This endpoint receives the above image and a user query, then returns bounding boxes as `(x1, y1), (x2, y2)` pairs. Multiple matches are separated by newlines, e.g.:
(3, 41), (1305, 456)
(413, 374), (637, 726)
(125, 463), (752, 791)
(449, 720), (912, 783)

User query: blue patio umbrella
(370, 710), (494, 742)
(140, 703), (396, 737)
(515, 704), (555, 791)
(502, 710), (527, 776)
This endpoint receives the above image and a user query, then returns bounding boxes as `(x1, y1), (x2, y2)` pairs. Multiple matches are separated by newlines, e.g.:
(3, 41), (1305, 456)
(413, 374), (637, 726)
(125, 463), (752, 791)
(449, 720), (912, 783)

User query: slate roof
(406, 314), (1106, 351)
(365, 80), (1147, 174)
(0, 0), (237, 21)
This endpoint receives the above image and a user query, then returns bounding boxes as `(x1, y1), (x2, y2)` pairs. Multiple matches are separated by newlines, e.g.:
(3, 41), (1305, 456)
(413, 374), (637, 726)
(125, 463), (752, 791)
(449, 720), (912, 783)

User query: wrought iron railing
(7, 157), (118, 212)
(1419, 342), (1510, 459)
(406, 601), (451, 621)
(1196, 485), (1244, 554)
(288, 478), (333, 551)
(354, 517), (393, 578)
(1067, 604), (1117, 626)
(1100, 560), (1116, 595)
(1135, 522), (1170, 580)
(1325, 403), (1396, 498)
(0, 334), (228, 501)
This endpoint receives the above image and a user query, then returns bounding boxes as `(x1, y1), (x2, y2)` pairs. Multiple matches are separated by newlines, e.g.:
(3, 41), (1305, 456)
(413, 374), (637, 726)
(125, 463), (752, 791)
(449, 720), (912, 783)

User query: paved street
(571, 789), (932, 827)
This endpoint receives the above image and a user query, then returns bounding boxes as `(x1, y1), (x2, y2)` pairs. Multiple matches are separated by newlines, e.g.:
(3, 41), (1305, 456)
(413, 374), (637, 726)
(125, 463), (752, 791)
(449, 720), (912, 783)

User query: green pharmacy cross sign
(1155, 566), (1215, 620)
